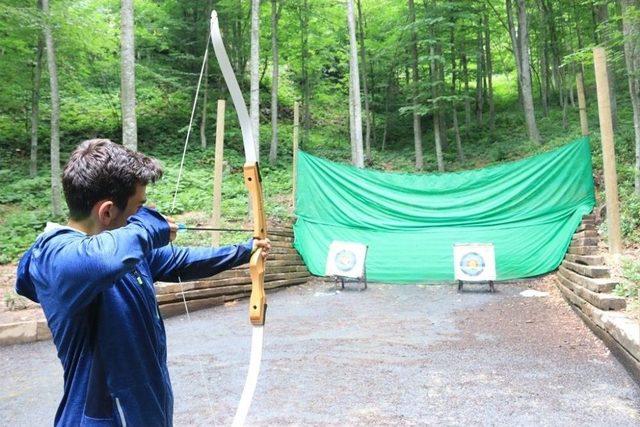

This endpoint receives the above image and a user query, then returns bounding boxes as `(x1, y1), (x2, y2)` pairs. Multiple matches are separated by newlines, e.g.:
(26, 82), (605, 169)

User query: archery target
(325, 241), (368, 279)
(453, 243), (496, 281)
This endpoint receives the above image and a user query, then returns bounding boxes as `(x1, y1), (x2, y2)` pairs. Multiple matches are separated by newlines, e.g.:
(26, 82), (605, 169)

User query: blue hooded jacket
(15, 207), (252, 426)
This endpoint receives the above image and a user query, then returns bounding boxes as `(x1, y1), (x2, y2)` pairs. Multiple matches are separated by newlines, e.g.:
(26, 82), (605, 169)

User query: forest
(0, 0), (639, 294)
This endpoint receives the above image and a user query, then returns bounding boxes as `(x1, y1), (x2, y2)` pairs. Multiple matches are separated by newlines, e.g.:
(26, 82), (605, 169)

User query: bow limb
(209, 11), (257, 163)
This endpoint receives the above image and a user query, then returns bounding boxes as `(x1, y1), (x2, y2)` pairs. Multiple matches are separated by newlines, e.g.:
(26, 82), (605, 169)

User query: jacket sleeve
(35, 207), (170, 315)
(147, 239), (253, 282)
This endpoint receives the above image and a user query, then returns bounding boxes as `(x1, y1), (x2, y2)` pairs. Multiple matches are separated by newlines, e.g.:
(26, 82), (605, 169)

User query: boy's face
(109, 184), (148, 229)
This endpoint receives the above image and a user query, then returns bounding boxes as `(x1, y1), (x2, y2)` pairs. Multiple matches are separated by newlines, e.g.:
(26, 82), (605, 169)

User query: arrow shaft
(180, 225), (290, 238)
(180, 226), (252, 232)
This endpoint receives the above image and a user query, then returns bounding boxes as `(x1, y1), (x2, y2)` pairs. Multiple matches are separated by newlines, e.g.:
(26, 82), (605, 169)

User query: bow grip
(244, 162), (267, 325)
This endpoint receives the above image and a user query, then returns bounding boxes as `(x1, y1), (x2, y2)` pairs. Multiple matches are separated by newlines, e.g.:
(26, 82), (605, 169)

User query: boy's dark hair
(62, 139), (163, 220)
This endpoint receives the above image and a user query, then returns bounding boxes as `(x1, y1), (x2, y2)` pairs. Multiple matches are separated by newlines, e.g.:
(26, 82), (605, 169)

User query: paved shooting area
(1, 277), (639, 425)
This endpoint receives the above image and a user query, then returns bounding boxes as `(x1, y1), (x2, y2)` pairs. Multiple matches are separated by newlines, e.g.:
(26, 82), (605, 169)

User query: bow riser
(243, 162), (267, 325)
(248, 252), (266, 325)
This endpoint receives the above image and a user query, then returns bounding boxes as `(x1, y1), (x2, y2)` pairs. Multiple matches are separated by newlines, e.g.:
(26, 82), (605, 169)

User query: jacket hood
(15, 223), (82, 303)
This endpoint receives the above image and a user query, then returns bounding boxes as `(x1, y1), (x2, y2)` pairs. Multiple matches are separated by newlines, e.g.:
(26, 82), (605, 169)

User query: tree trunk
(591, 1), (600, 44)
(453, 110), (465, 162)
(381, 74), (393, 151)
(562, 90), (569, 129)
(573, 0), (585, 49)
(620, 0), (640, 194)
(514, 0), (541, 143)
(436, 41), (448, 151)
(369, 87), (377, 147)
(356, 0), (371, 161)
(506, 0), (523, 107)
(540, 37), (550, 117)
(439, 112), (448, 151)
(484, 10), (495, 132)
(569, 65), (576, 107)
(349, 78), (356, 162)
(299, 0), (310, 143)
(408, 0), (424, 171)
(540, 0), (562, 104)
(433, 114), (444, 172)
(430, 44), (444, 172)
(42, 0), (63, 216)
(475, 17), (484, 125)
(506, 0), (523, 93)
(269, 0), (281, 164)
(450, 28), (465, 162)
(569, 85), (576, 107)
(369, 60), (377, 147)
(250, 0), (260, 158)
(536, 0), (550, 116)
(233, 0), (244, 78)
(347, 0), (364, 168)
(199, 0), (213, 149)
(576, 71), (590, 135)
(259, 53), (269, 86)
(30, 13), (44, 178)
(596, 1), (618, 129)
(120, 0), (137, 150)
(462, 53), (471, 131)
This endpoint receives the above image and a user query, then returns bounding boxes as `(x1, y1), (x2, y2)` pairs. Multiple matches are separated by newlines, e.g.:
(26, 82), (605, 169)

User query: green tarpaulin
(293, 137), (595, 283)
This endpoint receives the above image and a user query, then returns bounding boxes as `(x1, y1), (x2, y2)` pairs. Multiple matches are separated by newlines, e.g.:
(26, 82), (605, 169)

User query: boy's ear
(95, 200), (117, 227)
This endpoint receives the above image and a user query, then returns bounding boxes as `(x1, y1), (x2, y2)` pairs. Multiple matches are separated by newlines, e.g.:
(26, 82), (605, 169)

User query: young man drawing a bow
(15, 138), (270, 426)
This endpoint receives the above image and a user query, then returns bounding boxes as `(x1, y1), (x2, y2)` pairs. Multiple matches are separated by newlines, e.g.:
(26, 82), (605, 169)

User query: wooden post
(593, 47), (622, 255)
(576, 72), (589, 136)
(292, 101), (300, 211)
(212, 99), (226, 246)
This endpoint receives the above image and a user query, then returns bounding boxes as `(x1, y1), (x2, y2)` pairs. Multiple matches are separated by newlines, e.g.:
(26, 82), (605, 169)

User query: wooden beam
(292, 101), (300, 210)
(211, 99), (226, 246)
(593, 47), (622, 255)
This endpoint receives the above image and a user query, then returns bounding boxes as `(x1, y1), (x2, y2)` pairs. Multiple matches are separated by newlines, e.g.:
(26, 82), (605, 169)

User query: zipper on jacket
(133, 268), (160, 319)
(115, 397), (127, 427)
(132, 268), (144, 286)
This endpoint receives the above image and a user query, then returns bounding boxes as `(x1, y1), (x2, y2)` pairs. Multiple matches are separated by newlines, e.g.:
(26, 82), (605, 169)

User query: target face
(460, 252), (485, 276)
(325, 241), (368, 279)
(453, 243), (496, 281)
(335, 250), (357, 272)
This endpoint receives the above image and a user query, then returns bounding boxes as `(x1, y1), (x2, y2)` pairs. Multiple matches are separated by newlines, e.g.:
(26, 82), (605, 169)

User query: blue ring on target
(335, 249), (357, 272)
(460, 252), (485, 276)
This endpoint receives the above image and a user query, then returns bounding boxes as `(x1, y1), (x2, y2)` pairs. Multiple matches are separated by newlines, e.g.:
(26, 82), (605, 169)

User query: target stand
(325, 241), (368, 291)
(457, 279), (495, 293)
(453, 243), (496, 293)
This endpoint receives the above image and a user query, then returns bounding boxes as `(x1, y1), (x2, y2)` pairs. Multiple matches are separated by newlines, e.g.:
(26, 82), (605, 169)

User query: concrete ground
(1, 276), (639, 426)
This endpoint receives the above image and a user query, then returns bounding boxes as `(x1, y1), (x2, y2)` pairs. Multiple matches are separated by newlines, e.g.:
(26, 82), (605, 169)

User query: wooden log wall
(556, 214), (626, 311)
(556, 214), (640, 381)
(156, 225), (311, 318)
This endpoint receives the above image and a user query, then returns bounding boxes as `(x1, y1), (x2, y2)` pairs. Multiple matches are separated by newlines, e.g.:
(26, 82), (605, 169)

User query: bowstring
(171, 37), (211, 213)
(167, 33), (219, 423)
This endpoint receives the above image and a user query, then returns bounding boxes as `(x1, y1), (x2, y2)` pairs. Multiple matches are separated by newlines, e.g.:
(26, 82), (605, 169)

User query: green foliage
(0, 209), (53, 264)
(619, 187), (640, 243)
(0, 118), (298, 263)
(614, 259), (640, 299)
(0, 165), (59, 264)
